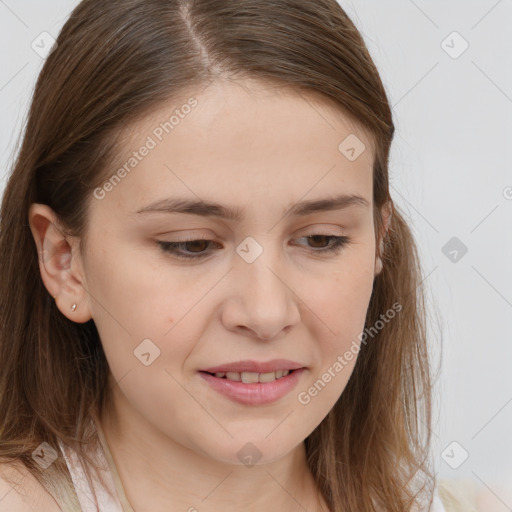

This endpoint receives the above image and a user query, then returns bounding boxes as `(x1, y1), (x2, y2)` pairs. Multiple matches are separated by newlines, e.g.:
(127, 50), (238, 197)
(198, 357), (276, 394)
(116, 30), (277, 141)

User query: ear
(28, 203), (92, 323)
(374, 201), (393, 277)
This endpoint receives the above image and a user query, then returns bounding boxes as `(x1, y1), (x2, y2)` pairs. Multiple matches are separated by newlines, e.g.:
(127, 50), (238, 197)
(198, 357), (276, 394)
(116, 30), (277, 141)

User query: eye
(293, 234), (350, 254)
(157, 234), (351, 260)
(157, 239), (219, 259)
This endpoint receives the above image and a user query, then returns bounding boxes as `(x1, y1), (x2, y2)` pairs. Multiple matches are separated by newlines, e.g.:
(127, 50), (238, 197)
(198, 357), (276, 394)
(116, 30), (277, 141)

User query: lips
(200, 359), (304, 374)
(199, 367), (305, 405)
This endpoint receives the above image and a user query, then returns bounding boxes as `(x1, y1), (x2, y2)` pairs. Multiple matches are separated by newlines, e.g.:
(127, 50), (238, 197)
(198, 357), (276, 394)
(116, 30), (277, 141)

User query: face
(33, 79), (386, 467)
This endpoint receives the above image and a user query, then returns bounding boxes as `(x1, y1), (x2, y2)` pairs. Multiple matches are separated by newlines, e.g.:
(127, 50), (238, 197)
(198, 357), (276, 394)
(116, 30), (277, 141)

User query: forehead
(98, 79), (375, 215)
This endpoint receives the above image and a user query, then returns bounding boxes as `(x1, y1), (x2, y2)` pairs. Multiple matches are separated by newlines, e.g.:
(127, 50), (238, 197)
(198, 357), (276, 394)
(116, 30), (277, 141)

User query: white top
(57, 419), (446, 512)
(433, 490), (447, 511)
(57, 418), (134, 512)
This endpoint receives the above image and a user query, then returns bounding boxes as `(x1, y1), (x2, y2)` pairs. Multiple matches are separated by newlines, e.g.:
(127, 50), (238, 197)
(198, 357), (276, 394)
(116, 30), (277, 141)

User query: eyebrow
(134, 193), (369, 221)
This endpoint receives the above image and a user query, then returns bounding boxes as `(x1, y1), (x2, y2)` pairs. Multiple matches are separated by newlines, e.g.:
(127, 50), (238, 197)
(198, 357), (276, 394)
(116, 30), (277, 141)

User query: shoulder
(436, 477), (512, 512)
(436, 478), (479, 511)
(409, 477), (476, 512)
(0, 460), (63, 512)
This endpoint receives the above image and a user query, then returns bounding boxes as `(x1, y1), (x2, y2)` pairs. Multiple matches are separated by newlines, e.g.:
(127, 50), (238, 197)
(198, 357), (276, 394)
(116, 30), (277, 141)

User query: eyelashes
(157, 234), (351, 261)
(158, 239), (221, 260)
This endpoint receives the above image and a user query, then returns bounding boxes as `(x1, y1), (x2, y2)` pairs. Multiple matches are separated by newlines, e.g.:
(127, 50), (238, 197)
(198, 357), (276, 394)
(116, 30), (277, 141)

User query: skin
(29, 78), (391, 512)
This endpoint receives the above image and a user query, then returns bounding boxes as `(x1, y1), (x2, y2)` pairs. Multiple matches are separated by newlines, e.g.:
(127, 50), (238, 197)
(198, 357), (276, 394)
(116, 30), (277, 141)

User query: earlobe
(374, 201), (393, 277)
(374, 240), (384, 276)
(28, 203), (92, 323)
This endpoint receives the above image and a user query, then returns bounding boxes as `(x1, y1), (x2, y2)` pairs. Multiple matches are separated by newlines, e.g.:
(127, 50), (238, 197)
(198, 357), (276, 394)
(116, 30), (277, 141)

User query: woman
(0, 0), (469, 510)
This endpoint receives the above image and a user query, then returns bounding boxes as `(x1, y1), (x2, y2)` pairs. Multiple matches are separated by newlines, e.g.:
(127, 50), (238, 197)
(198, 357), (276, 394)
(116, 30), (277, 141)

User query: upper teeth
(214, 370), (291, 383)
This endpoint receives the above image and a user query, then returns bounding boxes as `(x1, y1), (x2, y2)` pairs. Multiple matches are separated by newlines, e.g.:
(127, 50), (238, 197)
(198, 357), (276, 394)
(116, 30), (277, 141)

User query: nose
(220, 241), (301, 340)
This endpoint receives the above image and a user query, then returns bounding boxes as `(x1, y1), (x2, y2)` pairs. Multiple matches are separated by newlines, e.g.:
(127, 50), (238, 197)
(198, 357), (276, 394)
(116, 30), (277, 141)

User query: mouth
(198, 359), (305, 405)
(200, 369), (295, 383)
(200, 358), (304, 375)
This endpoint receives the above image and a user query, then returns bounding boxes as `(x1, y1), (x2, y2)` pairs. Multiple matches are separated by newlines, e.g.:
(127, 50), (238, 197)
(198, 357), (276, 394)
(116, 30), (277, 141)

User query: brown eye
(157, 239), (220, 260)
(294, 234), (350, 255)
(307, 235), (332, 249)
(184, 240), (209, 253)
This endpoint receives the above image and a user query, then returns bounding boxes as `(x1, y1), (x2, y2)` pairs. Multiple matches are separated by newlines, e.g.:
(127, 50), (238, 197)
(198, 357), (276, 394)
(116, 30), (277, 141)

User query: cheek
(295, 270), (373, 423)
(85, 246), (206, 378)
(298, 249), (375, 411)
(85, 244), (172, 331)
(302, 255), (375, 340)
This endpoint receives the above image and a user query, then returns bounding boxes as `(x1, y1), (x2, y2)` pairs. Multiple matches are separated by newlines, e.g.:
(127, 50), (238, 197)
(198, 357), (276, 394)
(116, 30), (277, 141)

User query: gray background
(1, 0), (511, 502)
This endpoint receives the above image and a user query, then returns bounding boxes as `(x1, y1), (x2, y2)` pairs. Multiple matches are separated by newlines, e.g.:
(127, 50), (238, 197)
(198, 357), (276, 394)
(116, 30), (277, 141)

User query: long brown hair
(0, 0), (434, 510)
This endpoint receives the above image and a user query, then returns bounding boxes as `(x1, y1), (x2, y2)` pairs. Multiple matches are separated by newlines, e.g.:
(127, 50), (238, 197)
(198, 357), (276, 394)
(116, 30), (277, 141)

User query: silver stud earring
(71, 303), (77, 312)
